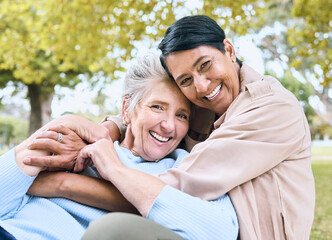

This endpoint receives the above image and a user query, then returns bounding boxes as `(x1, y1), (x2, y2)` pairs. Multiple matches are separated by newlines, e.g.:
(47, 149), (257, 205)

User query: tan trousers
(82, 212), (184, 240)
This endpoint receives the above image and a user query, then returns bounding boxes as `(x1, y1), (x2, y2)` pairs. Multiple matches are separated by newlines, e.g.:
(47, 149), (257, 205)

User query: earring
(123, 119), (128, 126)
(232, 58), (236, 63)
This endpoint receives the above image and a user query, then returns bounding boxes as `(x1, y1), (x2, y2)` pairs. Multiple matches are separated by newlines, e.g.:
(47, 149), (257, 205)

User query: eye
(151, 105), (163, 111)
(176, 113), (189, 120)
(180, 77), (192, 87)
(199, 60), (211, 72)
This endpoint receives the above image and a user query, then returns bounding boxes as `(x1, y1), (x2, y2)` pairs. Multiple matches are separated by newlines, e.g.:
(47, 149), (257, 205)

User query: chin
(149, 152), (167, 161)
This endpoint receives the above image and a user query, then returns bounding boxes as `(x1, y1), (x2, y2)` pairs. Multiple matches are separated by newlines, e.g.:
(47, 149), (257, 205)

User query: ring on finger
(57, 132), (63, 143)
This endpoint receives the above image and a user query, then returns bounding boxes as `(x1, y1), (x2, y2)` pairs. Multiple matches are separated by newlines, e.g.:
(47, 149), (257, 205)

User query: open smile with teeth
(149, 130), (171, 142)
(205, 83), (222, 101)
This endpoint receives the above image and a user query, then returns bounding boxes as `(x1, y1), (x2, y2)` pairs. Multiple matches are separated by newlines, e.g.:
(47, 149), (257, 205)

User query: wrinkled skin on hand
(75, 138), (118, 178)
(24, 114), (111, 171)
(26, 125), (87, 171)
(43, 114), (111, 143)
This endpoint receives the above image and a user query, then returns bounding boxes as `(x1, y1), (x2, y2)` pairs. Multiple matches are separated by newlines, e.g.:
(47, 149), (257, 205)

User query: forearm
(61, 173), (138, 213)
(105, 165), (166, 217)
(28, 172), (138, 213)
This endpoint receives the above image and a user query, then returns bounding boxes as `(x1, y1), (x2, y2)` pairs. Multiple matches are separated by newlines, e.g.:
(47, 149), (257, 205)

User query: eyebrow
(174, 55), (208, 83)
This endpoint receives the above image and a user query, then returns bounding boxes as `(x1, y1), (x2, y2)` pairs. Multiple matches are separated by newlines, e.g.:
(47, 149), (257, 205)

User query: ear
(122, 95), (131, 125)
(223, 39), (236, 62)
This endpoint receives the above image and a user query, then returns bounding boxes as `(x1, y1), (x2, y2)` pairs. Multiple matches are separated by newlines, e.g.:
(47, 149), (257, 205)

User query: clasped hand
(24, 114), (111, 172)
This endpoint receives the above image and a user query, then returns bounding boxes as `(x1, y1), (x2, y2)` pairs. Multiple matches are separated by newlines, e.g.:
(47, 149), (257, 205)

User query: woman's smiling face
(123, 80), (191, 162)
(165, 42), (240, 116)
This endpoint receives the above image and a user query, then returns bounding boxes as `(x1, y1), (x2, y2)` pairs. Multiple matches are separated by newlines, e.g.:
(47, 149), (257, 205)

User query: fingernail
(25, 158), (31, 164)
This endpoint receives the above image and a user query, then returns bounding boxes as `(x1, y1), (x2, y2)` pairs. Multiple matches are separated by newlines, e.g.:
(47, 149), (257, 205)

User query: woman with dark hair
(155, 15), (314, 239)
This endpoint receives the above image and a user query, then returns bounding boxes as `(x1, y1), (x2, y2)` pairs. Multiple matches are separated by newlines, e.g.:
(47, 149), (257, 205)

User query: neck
(119, 129), (134, 153)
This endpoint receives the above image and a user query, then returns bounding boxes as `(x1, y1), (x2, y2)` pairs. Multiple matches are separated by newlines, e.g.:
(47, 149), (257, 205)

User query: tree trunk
(28, 83), (42, 136)
(27, 84), (55, 135)
(41, 92), (54, 126)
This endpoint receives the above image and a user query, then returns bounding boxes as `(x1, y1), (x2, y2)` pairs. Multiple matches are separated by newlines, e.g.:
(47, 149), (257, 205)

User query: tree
(0, 0), (182, 134)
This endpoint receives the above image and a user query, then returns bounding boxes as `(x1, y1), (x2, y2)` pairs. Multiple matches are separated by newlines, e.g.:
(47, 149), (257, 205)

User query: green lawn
(311, 146), (332, 239)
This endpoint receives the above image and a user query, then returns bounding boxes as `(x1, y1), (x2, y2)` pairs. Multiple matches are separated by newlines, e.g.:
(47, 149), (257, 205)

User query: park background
(0, 1), (331, 239)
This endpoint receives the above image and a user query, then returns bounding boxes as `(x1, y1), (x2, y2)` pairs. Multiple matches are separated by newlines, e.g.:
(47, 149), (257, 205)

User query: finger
(28, 138), (62, 153)
(47, 125), (73, 136)
(73, 155), (83, 172)
(74, 144), (95, 171)
(74, 157), (91, 172)
(24, 155), (74, 169)
(36, 130), (59, 141)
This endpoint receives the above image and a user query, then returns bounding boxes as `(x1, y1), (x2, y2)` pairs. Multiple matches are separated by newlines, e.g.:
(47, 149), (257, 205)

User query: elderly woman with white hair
(0, 52), (238, 240)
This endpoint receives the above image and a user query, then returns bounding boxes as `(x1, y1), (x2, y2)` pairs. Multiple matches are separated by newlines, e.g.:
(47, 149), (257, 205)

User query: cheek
(181, 88), (196, 102)
(177, 122), (189, 139)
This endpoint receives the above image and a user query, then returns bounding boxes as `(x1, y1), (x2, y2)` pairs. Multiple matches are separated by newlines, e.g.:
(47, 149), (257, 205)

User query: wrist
(58, 172), (75, 198)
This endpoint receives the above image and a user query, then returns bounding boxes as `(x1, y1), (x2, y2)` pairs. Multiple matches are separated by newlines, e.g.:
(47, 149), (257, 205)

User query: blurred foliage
(0, 0), (183, 133)
(0, 0), (182, 85)
(266, 69), (316, 125)
(0, 116), (29, 147)
(290, 0), (332, 85)
(0, 0), (331, 135)
(311, 116), (332, 140)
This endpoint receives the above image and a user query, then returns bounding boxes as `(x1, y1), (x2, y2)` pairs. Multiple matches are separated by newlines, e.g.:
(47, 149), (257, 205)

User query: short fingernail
(24, 158), (31, 164)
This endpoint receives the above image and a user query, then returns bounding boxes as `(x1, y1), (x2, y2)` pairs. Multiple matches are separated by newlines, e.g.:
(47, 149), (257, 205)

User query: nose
(194, 75), (210, 97)
(160, 115), (175, 133)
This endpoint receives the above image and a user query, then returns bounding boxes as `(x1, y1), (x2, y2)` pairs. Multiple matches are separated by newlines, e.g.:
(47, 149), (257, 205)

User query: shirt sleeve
(0, 148), (36, 220)
(147, 185), (238, 240)
(100, 115), (127, 142)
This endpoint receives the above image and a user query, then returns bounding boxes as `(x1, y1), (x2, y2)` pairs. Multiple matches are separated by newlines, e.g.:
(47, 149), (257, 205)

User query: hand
(75, 138), (121, 179)
(24, 125), (87, 171)
(43, 114), (111, 143)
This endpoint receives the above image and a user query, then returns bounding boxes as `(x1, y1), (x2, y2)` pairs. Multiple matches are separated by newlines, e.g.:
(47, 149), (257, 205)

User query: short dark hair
(158, 15), (241, 76)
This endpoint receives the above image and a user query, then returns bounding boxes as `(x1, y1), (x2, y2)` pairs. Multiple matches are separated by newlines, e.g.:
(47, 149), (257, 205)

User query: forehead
(142, 80), (190, 109)
(167, 45), (217, 63)
(165, 46), (221, 74)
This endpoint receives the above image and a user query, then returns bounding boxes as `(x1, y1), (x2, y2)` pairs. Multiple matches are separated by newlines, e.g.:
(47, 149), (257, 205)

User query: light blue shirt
(0, 141), (238, 240)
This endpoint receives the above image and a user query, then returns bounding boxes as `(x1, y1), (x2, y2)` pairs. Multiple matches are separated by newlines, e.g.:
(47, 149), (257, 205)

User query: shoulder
(232, 65), (300, 116)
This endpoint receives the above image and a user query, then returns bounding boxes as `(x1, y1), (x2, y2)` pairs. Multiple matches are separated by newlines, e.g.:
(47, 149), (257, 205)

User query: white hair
(122, 51), (172, 114)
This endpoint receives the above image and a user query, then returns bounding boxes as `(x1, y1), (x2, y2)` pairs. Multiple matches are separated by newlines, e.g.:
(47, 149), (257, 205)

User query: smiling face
(121, 80), (191, 161)
(165, 42), (240, 116)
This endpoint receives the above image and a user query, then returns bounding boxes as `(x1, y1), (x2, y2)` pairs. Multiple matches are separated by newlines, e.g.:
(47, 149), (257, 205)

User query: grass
(311, 146), (332, 239)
